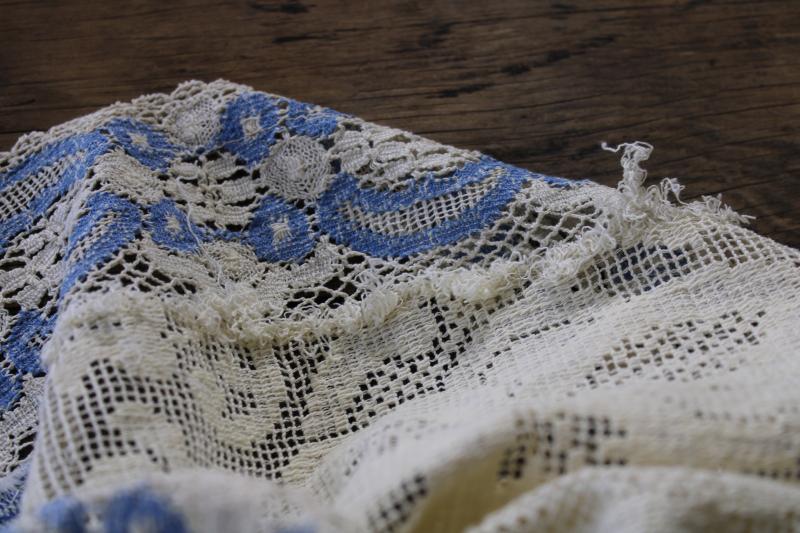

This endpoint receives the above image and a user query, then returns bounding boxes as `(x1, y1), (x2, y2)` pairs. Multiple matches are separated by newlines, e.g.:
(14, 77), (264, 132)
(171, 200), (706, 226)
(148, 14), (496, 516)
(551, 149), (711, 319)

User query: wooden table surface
(1, 0), (798, 247)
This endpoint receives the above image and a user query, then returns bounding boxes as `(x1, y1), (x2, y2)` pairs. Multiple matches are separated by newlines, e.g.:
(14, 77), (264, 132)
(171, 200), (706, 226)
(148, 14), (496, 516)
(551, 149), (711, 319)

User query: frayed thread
(41, 256), (533, 363)
(41, 142), (754, 353)
(602, 141), (751, 230)
(539, 141), (752, 284)
(187, 261), (523, 345)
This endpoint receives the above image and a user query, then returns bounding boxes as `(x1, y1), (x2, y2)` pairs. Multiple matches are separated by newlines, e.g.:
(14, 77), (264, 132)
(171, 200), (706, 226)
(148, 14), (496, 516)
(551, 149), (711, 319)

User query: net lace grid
(0, 80), (798, 532)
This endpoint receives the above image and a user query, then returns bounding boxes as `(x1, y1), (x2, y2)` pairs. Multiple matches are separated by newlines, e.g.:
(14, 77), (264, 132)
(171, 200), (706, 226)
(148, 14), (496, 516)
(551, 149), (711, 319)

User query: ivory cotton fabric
(1, 80), (799, 532)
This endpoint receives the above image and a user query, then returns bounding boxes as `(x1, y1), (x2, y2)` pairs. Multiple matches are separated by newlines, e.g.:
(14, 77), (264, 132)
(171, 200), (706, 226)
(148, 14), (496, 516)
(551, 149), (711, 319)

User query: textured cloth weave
(1, 80), (799, 532)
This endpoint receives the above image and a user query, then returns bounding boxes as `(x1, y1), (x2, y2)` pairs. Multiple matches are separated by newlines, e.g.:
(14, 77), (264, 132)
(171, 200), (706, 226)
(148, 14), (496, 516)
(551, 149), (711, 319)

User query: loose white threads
(539, 141), (751, 284)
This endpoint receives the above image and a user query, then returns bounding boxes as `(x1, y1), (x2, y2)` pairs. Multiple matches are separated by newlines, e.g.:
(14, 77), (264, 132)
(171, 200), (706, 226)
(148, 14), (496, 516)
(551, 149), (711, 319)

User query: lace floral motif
(11, 82), (751, 532)
(0, 85), (582, 526)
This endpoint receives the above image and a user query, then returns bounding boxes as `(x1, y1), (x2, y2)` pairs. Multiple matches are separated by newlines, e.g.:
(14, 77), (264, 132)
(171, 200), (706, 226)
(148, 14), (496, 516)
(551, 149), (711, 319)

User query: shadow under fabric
(0, 80), (798, 532)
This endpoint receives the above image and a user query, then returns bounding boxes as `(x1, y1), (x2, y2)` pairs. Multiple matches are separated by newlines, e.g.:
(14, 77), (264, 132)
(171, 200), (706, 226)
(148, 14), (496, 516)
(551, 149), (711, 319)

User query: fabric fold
(0, 80), (798, 532)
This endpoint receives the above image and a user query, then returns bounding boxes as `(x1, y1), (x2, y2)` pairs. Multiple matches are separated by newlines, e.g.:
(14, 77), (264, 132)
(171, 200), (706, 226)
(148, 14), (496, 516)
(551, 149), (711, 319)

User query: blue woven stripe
(0, 132), (110, 253)
(61, 192), (143, 299)
(317, 158), (573, 258)
(215, 93), (281, 167)
(103, 119), (179, 172)
(245, 194), (315, 262)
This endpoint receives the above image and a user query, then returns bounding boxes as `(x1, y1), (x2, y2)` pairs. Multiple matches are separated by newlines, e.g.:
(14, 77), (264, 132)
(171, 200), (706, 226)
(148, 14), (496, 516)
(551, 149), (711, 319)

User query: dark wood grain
(1, 0), (798, 246)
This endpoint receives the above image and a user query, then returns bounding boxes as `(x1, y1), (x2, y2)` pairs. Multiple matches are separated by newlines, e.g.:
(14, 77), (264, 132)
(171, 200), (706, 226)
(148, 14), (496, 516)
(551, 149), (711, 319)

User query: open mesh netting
(1, 80), (799, 532)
